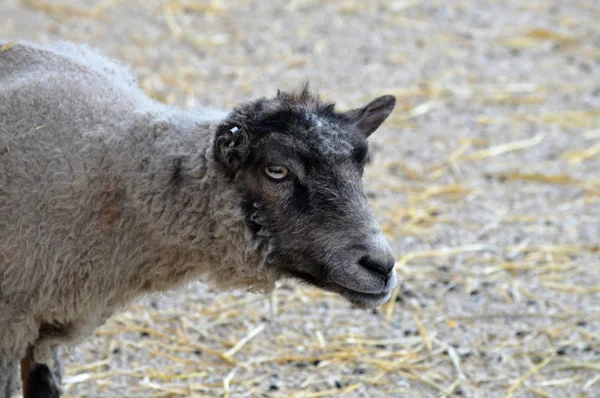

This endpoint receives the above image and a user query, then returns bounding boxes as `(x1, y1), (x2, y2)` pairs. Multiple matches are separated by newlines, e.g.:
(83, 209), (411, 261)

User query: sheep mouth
(326, 283), (394, 308)
(326, 269), (398, 308)
(280, 268), (394, 308)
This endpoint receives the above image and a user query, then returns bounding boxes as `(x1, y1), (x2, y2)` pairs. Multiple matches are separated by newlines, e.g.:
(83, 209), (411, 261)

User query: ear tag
(229, 126), (240, 147)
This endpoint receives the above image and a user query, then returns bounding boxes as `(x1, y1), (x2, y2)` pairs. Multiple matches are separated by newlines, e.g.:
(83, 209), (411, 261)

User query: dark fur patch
(25, 364), (60, 398)
(38, 322), (70, 340)
(98, 180), (125, 233)
(253, 109), (313, 134)
(170, 157), (185, 189)
(242, 196), (262, 236)
(351, 144), (369, 165)
(138, 156), (150, 172)
(291, 179), (310, 213)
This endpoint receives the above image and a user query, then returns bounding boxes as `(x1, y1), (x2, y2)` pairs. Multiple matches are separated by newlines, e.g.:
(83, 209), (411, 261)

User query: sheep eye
(264, 165), (289, 180)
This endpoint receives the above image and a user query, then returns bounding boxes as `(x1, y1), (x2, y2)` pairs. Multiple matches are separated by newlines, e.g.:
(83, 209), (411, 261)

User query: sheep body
(0, 41), (274, 367)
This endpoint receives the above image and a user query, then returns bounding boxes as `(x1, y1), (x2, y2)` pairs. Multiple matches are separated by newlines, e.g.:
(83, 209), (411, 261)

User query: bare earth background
(2, 0), (600, 397)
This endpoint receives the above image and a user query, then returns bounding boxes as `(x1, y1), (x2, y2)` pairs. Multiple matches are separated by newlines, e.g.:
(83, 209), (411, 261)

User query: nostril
(359, 255), (395, 276)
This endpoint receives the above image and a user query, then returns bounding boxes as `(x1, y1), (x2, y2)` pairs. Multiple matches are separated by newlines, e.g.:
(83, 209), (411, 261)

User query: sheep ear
(344, 95), (396, 137)
(215, 125), (249, 172)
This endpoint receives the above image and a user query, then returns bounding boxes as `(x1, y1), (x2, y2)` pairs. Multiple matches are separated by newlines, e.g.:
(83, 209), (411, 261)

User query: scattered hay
(1, 40), (16, 51)
(6, 0), (599, 396)
(460, 133), (545, 162)
(22, 0), (121, 20)
(505, 356), (555, 398)
(499, 28), (578, 49)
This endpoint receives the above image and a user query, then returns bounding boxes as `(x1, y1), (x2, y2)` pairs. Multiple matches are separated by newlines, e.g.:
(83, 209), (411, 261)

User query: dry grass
(2, 0), (600, 396)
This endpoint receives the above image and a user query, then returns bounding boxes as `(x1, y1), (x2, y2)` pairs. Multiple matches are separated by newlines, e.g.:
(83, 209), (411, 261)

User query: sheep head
(214, 87), (398, 308)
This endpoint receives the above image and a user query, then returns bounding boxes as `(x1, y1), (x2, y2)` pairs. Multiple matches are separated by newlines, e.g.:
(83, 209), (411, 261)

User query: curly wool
(0, 40), (275, 365)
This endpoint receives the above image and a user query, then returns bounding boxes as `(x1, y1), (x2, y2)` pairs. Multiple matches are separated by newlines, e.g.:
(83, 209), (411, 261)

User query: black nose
(359, 255), (396, 276)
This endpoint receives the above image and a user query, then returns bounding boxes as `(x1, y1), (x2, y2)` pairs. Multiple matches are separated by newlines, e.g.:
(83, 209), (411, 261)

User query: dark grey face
(215, 89), (397, 308)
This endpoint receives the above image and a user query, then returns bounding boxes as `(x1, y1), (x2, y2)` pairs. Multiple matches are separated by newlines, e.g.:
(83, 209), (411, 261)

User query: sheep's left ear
(344, 95), (396, 137)
(214, 125), (249, 172)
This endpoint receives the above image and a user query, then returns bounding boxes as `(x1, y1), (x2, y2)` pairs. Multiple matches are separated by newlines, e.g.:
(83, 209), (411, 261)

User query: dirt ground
(2, 0), (600, 397)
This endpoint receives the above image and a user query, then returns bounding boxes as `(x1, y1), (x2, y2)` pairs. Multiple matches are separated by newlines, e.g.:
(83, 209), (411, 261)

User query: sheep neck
(122, 109), (275, 298)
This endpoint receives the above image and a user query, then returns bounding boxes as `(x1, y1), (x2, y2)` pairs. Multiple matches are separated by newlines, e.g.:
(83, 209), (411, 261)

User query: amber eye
(264, 165), (289, 180)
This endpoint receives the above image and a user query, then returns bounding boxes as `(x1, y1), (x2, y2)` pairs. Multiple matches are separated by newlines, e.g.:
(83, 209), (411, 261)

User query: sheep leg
(0, 359), (18, 398)
(20, 321), (72, 398)
(20, 345), (61, 398)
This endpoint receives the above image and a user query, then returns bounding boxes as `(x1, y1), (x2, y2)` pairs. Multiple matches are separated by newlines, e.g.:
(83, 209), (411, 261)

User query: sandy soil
(1, 0), (599, 397)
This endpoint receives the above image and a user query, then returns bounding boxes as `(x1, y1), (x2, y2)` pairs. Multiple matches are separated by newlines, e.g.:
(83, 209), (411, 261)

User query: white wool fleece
(0, 40), (275, 365)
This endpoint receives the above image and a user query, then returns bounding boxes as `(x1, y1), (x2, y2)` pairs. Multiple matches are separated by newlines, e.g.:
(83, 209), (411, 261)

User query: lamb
(0, 40), (398, 397)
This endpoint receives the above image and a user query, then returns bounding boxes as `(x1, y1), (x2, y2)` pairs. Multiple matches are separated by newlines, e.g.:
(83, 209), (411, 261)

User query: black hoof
(26, 364), (60, 398)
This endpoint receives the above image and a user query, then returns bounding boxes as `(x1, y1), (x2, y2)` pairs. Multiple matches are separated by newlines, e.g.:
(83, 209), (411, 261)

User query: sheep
(0, 40), (398, 397)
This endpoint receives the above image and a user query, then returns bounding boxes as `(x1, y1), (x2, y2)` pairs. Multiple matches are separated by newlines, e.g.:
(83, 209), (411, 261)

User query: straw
(10, 0), (598, 396)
